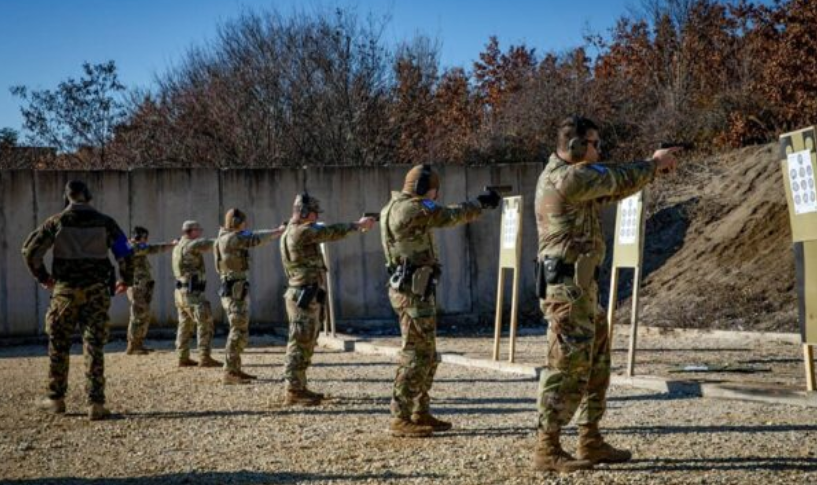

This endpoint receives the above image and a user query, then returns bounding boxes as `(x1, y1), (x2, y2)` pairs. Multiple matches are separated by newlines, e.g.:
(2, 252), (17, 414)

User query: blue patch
(112, 234), (133, 259)
(588, 164), (608, 175)
(421, 199), (438, 210)
(136, 243), (149, 250)
(239, 230), (252, 237)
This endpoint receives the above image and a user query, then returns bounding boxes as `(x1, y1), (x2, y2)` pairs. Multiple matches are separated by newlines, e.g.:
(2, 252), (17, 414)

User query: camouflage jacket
(214, 227), (280, 280)
(172, 236), (215, 283)
(380, 191), (482, 269)
(21, 203), (134, 288)
(131, 241), (175, 284)
(280, 221), (358, 287)
(535, 153), (656, 264)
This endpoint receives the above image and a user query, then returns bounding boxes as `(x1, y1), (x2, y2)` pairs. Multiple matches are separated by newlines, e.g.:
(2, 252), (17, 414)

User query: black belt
(542, 257), (600, 281)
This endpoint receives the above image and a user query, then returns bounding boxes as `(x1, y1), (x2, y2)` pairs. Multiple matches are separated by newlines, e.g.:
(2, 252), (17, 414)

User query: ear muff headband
(415, 164), (433, 196)
(300, 192), (311, 218)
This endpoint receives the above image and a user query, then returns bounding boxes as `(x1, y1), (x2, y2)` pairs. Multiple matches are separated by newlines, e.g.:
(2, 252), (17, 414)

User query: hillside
(616, 143), (799, 332)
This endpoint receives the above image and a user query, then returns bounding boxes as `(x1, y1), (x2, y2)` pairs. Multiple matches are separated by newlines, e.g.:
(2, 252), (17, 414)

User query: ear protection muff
(415, 164), (433, 196)
(568, 137), (588, 160)
(566, 115), (588, 160)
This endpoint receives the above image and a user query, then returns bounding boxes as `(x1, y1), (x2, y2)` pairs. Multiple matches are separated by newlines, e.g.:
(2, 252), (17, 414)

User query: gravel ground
(1, 334), (815, 484)
(358, 327), (807, 389)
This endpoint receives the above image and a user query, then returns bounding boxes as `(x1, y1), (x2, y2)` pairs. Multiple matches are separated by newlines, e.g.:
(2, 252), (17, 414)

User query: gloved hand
(476, 189), (501, 209)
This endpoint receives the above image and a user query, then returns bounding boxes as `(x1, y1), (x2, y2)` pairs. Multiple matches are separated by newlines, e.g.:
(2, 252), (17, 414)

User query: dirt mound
(618, 143), (799, 332)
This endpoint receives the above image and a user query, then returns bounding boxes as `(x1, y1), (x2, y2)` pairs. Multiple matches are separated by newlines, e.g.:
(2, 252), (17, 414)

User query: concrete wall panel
(0, 171), (38, 336)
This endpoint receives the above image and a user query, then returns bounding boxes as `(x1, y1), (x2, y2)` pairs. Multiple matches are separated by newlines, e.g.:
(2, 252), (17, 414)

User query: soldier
(126, 226), (176, 355)
(173, 220), (221, 368)
(381, 165), (500, 437)
(533, 116), (679, 473)
(215, 208), (286, 385)
(22, 180), (133, 420)
(281, 193), (376, 405)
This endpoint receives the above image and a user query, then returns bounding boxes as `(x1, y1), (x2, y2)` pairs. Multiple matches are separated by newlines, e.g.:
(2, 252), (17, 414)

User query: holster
(219, 279), (249, 300)
(295, 284), (326, 309)
(389, 262), (437, 300)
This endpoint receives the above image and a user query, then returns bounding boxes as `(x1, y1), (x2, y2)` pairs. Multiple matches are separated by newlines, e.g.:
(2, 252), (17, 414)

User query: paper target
(617, 194), (640, 245)
(502, 202), (519, 249)
(788, 150), (817, 215)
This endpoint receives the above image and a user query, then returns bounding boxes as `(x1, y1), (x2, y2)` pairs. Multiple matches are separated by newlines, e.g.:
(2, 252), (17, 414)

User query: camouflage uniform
(214, 227), (280, 373)
(172, 236), (216, 360)
(281, 221), (359, 391)
(535, 153), (656, 432)
(127, 241), (174, 347)
(381, 191), (482, 420)
(22, 203), (133, 405)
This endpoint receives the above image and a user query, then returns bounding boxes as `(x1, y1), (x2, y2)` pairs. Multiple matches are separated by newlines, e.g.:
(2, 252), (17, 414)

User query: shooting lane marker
(779, 126), (817, 391)
(607, 190), (647, 377)
(492, 196), (523, 363)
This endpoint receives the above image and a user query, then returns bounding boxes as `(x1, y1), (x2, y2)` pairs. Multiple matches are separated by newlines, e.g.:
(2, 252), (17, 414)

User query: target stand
(320, 243), (338, 338)
(492, 196), (524, 363)
(779, 127), (817, 391)
(607, 190), (647, 377)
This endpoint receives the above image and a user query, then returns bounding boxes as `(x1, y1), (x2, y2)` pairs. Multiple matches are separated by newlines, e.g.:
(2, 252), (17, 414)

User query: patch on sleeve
(588, 164), (608, 175)
(239, 230), (252, 237)
(112, 234), (133, 259)
(137, 243), (148, 250)
(421, 199), (438, 210)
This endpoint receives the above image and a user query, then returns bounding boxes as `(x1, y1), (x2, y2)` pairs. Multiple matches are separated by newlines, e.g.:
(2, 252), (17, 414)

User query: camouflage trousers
(221, 281), (250, 372)
(283, 287), (323, 391)
(174, 289), (214, 359)
(537, 278), (610, 433)
(127, 280), (155, 345)
(44, 282), (111, 404)
(389, 288), (438, 420)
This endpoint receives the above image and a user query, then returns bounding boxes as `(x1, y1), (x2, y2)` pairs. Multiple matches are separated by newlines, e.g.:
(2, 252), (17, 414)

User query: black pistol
(363, 212), (381, 222)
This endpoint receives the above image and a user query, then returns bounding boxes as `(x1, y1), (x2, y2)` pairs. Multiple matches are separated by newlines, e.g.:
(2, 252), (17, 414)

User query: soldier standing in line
(381, 165), (500, 437)
(532, 116), (679, 473)
(215, 208), (286, 385)
(22, 180), (134, 420)
(280, 193), (376, 406)
(126, 226), (176, 355)
(173, 220), (221, 368)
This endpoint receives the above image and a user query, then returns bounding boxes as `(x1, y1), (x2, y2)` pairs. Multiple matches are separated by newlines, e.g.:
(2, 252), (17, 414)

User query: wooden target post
(607, 190), (647, 377)
(779, 127), (817, 391)
(492, 196), (524, 363)
(320, 243), (338, 338)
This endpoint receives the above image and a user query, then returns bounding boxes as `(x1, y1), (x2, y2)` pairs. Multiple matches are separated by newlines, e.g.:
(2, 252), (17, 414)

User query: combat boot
(35, 397), (66, 415)
(223, 371), (252, 385)
(284, 389), (322, 406)
(236, 369), (257, 380)
(577, 424), (632, 464)
(126, 342), (149, 355)
(411, 412), (452, 431)
(178, 357), (198, 367)
(390, 418), (433, 438)
(533, 430), (594, 473)
(302, 388), (324, 400)
(198, 355), (223, 368)
(88, 403), (112, 421)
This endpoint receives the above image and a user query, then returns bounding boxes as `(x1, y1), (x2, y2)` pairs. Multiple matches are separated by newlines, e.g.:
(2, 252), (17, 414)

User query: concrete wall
(0, 163), (553, 338)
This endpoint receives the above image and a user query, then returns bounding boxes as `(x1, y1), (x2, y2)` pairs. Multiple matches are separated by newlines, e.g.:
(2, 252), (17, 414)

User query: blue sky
(0, 0), (644, 131)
